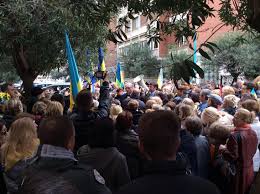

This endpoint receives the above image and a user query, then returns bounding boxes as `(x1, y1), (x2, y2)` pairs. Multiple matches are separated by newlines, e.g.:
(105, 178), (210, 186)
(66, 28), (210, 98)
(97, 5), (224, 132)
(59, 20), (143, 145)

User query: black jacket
(70, 88), (111, 151)
(116, 160), (220, 194)
(19, 153), (111, 194)
(178, 129), (198, 175)
(2, 114), (15, 130)
(77, 146), (130, 192)
(116, 130), (143, 179)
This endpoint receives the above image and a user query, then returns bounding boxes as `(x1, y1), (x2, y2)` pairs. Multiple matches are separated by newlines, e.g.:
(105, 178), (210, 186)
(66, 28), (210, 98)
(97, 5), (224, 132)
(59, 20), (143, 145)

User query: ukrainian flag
(251, 88), (257, 99)
(98, 47), (106, 71)
(116, 62), (124, 88)
(85, 49), (96, 93)
(157, 68), (163, 89)
(65, 32), (82, 110)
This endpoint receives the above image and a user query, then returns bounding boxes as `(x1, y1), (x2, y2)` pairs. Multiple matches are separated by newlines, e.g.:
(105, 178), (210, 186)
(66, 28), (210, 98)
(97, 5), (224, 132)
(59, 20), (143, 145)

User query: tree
(161, 47), (191, 79)
(203, 32), (260, 83)
(0, 54), (20, 82)
(120, 44), (161, 78)
(0, 0), (108, 96)
(1, 0), (259, 93)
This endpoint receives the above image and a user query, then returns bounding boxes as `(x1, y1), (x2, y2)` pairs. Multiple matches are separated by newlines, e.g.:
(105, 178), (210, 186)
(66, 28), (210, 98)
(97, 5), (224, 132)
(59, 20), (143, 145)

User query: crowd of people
(0, 77), (259, 194)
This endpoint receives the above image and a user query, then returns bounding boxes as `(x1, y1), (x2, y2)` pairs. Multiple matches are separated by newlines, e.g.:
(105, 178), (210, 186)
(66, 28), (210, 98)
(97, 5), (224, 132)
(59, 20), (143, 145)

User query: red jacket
(224, 124), (257, 194)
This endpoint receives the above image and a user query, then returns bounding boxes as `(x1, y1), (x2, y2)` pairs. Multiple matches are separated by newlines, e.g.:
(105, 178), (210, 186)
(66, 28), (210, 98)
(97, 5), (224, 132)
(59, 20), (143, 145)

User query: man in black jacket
(116, 111), (220, 194)
(19, 116), (111, 194)
(70, 82), (111, 151)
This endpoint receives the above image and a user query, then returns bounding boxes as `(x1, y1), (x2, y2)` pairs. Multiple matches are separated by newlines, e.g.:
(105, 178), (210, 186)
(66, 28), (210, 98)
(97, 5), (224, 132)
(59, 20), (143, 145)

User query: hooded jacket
(77, 145), (130, 192)
(19, 144), (111, 194)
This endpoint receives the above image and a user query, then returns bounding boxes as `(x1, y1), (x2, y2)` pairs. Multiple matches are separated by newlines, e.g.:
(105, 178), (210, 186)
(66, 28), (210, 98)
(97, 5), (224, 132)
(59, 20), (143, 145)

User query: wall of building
(105, 0), (234, 71)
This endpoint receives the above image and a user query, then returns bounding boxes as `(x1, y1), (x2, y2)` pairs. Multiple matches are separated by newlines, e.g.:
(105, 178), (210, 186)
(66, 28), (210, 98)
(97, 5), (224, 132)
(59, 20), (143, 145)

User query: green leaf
(207, 42), (220, 50)
(180, 61), (191, 83)
(199, 48), (211, 60)
(184, 60), (196, 78)
(188, 60), (205, 79)
(202, 43), (215, 53)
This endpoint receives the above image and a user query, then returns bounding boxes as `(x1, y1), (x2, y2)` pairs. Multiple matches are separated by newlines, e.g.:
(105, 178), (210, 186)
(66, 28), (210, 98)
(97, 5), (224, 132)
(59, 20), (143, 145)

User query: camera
(94, 71), (107, 80)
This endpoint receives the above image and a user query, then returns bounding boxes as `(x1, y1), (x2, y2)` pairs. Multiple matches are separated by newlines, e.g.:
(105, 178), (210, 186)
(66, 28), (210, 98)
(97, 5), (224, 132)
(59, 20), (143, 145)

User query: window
(132, 16), (140, 31)
(149, 40), (159, 50)
(178, 36), (187, 47)
(125, 22), (131, 33)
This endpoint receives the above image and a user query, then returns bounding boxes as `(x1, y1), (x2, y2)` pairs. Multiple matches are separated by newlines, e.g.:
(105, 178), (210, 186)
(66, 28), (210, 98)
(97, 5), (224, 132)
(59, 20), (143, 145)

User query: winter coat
(2, 159), (29, 193)
(77, 146), (130, 192)
(194, 135), (210, 178)
(252, 117), (260, 172)
(116, 130), (143, 179)
(224, 125), (258, 194)
(70, 88), (111, 151)
(116, 159), (220, 194)
(2, 114), (15, 130)
(178, 129), (198, 175)
(19, 144), (111, 194)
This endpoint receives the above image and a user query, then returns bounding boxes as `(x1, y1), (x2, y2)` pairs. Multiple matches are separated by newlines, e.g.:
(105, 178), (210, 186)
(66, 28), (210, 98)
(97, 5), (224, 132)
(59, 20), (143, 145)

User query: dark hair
(156, 92), (168, 105)
(76, 89), (93, 111)
(0, 119), (5, 130)
(138, 110), (180, 160)
(51, 92), (65, 107)
(1, 82), (12, 92)
(190, 92), (200, 103)
(116, 111), (133, 132)
(208, 98), (218, 109)
(200, 89), (211, 100)
(245, 82), (255, 90)
(165, 101), (176, 111)
(88, 117), (115, 148)
(38, 116), (74, 148)
(185, 116), (203, 136)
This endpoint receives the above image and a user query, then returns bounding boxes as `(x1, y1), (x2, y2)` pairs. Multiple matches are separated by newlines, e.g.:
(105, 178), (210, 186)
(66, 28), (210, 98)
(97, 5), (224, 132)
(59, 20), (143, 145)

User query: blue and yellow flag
(98, 47), (106, 71)
(157, 68), (163, 89)
(116, 62), (124, 88)
(65, 32), (82, 110)
(251, 88), (257, 99)
(193, 32), (197, 64)
(85, 49), (96, 93)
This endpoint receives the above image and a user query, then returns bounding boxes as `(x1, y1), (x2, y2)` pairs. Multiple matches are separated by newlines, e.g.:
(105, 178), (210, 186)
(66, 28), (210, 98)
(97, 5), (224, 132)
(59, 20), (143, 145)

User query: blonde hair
(212, 89), (220, 96)
(223, 95), (239, 108)
(32, 101), (47, 116)
(222, 86), (235, 97)
(5, 98), (23, 115)
(145, 109), (155, 113)
(146, 100), (157, 109)
(1, 117), (39, 170)
(178, 104), (194, 121)
(235, 108), (255, 124)
(46, 101), (64, 117)
(150, 96), (163, 106)
(209, 122), (231, 145)
(152, 104), (163, 111)
(201, 107), (221, 127)
(127, 99), (139, 110)
(182, 98), (195, 109)
(110, 105), (123, 120)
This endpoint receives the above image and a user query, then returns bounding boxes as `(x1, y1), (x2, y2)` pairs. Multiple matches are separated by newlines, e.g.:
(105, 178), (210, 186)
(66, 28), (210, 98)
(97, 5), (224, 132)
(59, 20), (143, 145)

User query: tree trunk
(231, 75), (239, 85)
(21, 73), (36, 99)
(12, 42), (37, 98)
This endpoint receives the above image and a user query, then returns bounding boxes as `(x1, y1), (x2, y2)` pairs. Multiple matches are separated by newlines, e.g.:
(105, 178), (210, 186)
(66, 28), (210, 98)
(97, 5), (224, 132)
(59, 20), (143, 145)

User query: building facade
(106, 0), (234, 81)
